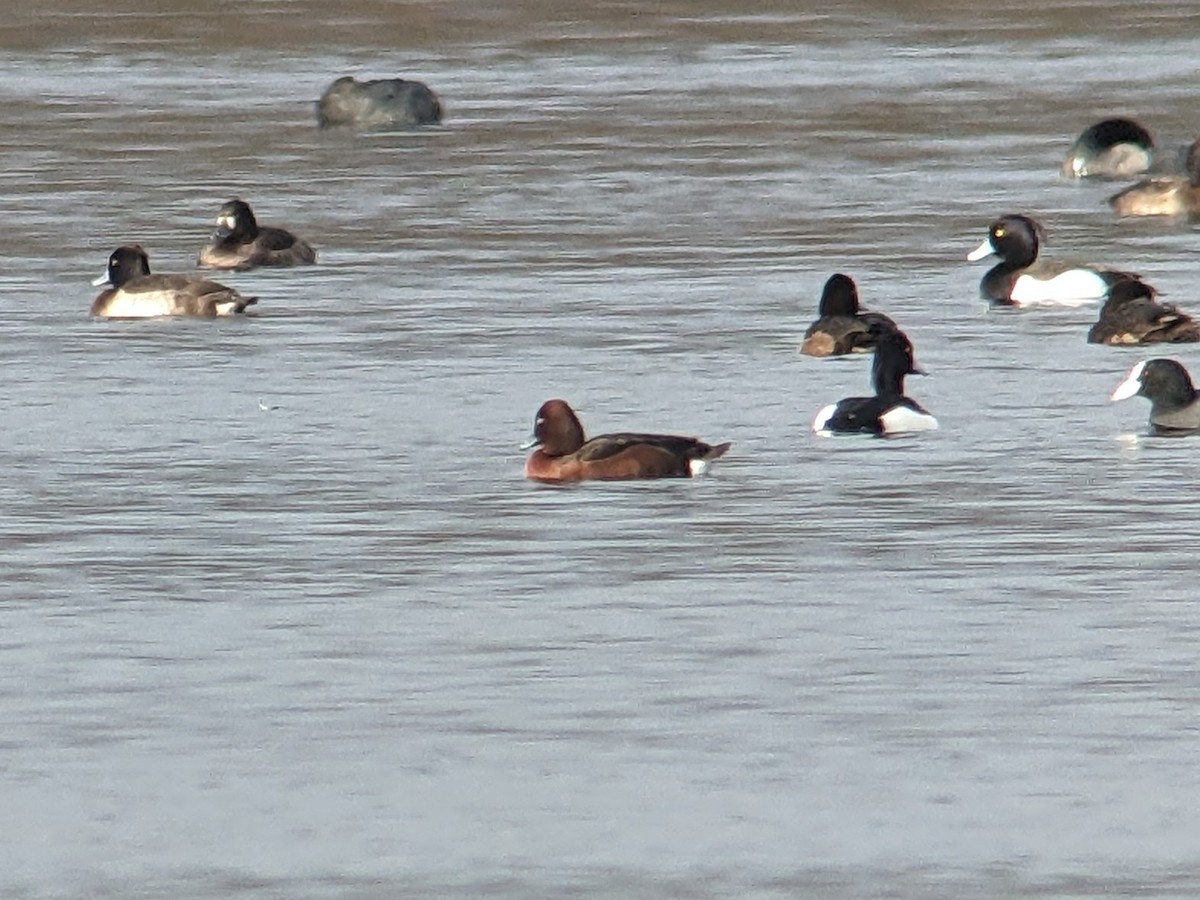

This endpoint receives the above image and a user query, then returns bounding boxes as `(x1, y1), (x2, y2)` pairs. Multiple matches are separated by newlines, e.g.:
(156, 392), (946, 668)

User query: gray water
(4, 2), (1200, 897)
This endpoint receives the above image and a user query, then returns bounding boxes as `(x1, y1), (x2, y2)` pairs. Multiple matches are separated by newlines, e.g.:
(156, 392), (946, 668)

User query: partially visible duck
(1108, 138), (1200, 217)
(316, 76), (443, 129)
(1062, 117), (1155, 179)
(967, 214), (1135, 307)
(1111, 359), (1200, 434)
(197, 198), (316, 270)
(91, 245), (257, 318)
(800, 273), (900, 357)
(522, 399), (730, 482)
(1088, 279), (1200, 345)
(813, 329), (938, 435)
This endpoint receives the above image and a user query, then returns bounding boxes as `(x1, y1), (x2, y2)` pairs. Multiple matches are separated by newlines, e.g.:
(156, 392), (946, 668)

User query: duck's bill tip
(966, 239), (994, 262)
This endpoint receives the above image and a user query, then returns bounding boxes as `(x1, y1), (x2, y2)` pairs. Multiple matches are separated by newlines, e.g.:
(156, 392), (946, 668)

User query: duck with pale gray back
(91, 246), (257, 319)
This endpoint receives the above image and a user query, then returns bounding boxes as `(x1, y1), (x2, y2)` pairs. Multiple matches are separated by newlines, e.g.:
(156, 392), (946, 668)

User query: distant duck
(800, 273), (901, 357)
(522, 399), (730, 482)
(967, 214), (1135, 307)
(1062, 117), (1155, 179)
(813, 329), (938, 435)
(1111, 359), (1200, 434)
(1108, 138), (1200, 218)
(1088, 279), (1200, 345)
(316, 76), (443, 129)
(197, 199), (316, 271)
(91, 245), (257, 318)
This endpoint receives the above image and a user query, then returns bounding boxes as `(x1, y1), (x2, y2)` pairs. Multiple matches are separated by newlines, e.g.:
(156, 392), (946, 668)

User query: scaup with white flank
(967, 214), (1135, 308)
(1111, 359), (1200, 434)
(316, 76), (442, 129)
(523, 399), (730, 482)
(1062, 117), (1154, 179)
(197, 198), (316, 271)
(91, 245), (257, 318)
(1088, 279), (1200, 346)
(800, 273), (901, 357)
(813, 328), (937, 436)
(1108, 138), (1200, 218)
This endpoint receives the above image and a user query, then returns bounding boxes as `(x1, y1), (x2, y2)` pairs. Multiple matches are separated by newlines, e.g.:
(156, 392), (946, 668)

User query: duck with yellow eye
(967, 214), (1136, 308)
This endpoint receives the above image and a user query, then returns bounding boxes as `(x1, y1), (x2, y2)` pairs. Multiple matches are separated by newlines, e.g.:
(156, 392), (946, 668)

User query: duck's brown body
(523, 400), (730, 483)
(91, 246), (257, 318)
(197, 199), (316, 271)
(1088, 280), (1200, 345)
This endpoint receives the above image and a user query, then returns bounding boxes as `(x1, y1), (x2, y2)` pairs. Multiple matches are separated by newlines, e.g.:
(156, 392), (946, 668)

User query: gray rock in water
(316, 76), (443, 129)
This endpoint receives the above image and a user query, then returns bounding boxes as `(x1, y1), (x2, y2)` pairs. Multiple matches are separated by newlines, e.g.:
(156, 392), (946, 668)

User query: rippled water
(4, 2), (1200, 898)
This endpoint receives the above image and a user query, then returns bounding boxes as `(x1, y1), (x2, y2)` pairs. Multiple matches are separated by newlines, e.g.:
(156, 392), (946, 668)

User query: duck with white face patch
(1111, 359), (1200, 434)
(197, 198), (316, 271)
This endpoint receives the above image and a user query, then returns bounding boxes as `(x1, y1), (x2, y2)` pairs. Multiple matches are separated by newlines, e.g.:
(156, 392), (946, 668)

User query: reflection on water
(4, 2), (1200, 898)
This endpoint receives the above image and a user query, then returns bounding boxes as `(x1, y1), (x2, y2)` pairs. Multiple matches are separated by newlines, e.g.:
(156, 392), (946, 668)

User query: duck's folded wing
(820, 396), (886, 433)
(576, 433), (718, 462)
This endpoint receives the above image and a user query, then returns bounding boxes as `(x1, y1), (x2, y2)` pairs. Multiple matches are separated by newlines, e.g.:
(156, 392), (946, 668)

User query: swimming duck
(1062, 117), (1155, 179)
(1111, 359), (1200, 433)
(316, 76), (443, 129)
(522, 399), (730, 482)
(91, 245), (257, 318)
(967, 214), (1135, 307)
(197, 198), (316, 270)
(1108, 138), (1200, 217)
(813, 329), (938, 435)
(1088, 279), (1200, 345)
(800, 273), (901, 357)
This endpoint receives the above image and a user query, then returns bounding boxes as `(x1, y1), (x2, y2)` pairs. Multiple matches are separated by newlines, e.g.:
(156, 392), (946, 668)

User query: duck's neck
(872, 363), (906, 397)
(981, 263), (1023, 305)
